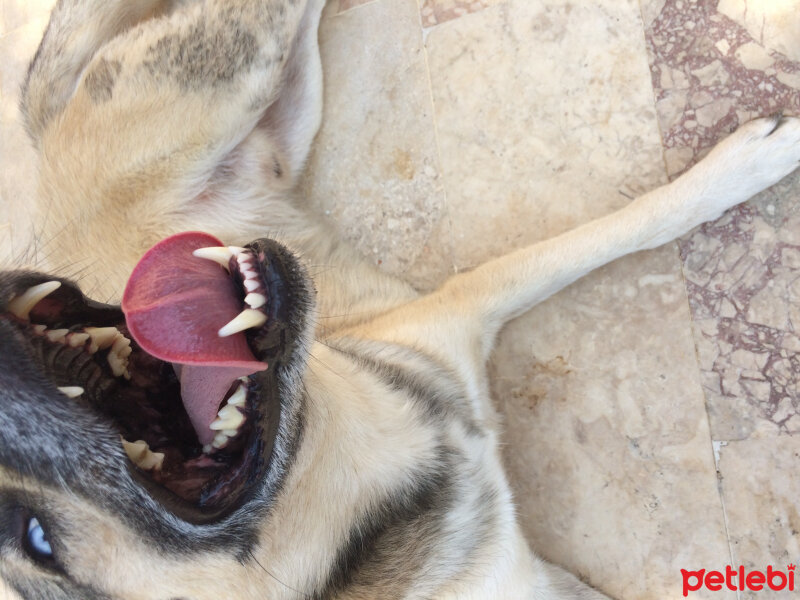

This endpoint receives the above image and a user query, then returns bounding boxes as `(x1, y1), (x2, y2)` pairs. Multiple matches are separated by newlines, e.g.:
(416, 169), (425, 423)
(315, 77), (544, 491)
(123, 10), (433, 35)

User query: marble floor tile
(493, 245), (734, 599)
(419, 0), (504, 27)
(425, 0), (730, 596)
(301, 0), (450, 291)
(717, 437), (800, 600)
(644, 0), (800, 442)
(425, 0), (667, 269)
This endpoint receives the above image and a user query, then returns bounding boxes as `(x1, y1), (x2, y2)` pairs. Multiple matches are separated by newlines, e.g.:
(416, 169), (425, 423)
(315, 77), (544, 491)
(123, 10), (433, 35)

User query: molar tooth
(211, 432), (230, 449)
(209, 406), (245, 431)
(45, 329), (69, 343)
(67, 332), (90, 348)
(217, 308), (267, 337)
(221, 429), (239, 437)
(202, 444), (213, 454)
(85, 327), (119, 350)
(33, 325), (47, 335)
(243, 279), (260, 292)
(237, 252), (253, 264)
(107, 351), (130, 378)
(111, 334), (131, 353)
(192, 247), (233, 272)
(121, 439), (164, 471)
(244, 293), (266, 309)
(243, 270), (259, 281)
(227, 385), (247, 407)
(7, 281), (61, 320)
(57, 386), (84, 398)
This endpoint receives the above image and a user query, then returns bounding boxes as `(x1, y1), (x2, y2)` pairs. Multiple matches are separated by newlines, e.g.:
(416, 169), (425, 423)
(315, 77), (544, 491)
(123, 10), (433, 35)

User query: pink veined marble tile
(331, 0), (375, 15)
(419, 0), (504, 28)
(644, 0), (800, 440)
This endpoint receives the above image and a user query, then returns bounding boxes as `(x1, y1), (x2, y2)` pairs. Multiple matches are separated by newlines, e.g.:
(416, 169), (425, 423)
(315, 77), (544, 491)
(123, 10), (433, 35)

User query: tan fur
(3, 0), (800, 598)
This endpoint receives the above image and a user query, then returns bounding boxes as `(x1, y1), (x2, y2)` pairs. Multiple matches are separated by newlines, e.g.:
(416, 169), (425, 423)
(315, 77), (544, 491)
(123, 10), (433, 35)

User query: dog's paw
(693, 115), (800, 216)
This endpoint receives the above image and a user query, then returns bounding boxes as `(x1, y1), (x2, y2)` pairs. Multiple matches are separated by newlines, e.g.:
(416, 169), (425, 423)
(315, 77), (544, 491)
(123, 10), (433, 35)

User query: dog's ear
(259, 0), (325, 185)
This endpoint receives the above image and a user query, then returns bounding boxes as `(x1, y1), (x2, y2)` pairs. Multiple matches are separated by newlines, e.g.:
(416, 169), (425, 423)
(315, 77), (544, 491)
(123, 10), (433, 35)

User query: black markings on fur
(142, 21), (259, 90)
(272, 154), (283, 178)
(84, 58), (121, 104)
(312, 447), (459, 599)
(329, 339), (483, 436)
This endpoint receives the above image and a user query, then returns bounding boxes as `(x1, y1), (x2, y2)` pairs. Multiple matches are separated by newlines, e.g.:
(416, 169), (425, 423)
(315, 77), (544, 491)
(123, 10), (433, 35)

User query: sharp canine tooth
(218, 309), (267, 337)
(7, 281), (61, 320)
(228, 246), (247, 256)
(85, 327), (119, 350)
(58, 386), (84, 398)
(192, 247), (234, 271)
(227, 385), (247, 406)
(68, 333), (90, 347)
(45, 329), (69, 343)
(244, 293), (266, 309)
(244, 279), (260, 292)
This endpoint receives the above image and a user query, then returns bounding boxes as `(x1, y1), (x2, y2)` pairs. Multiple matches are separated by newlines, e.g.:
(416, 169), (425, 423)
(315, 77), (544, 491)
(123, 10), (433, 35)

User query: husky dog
(1, 0), (799, 598)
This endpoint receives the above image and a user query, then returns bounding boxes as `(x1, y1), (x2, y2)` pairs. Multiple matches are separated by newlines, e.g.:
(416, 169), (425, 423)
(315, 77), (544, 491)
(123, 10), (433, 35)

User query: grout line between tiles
(416, 0), (457, 275)
(634, 2), (740, 593)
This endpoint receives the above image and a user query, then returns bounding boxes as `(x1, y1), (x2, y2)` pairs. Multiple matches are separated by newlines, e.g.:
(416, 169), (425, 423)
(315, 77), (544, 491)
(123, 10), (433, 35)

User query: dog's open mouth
(1, 233), (305, 516)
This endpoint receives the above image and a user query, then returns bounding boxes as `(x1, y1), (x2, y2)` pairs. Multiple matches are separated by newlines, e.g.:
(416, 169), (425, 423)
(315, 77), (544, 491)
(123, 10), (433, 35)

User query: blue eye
(26, 517), (53, 559)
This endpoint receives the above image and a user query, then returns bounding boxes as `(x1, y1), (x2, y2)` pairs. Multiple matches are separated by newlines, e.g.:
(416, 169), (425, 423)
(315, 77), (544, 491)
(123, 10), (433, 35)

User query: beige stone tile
(718, 0), (800, 63)
(717, 437), (800, 599)
(425, 0), (667, 270)
(300, 0), (450, 292)
(425, 1), (731, 596)
(419, 0), (505, 27)
(493, 246), (733, 599)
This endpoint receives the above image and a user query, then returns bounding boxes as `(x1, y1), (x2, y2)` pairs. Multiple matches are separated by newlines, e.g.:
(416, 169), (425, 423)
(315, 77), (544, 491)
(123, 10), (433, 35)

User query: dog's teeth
(209, 405), (245, 431)
(218, 308), (267, 337)
(33, 325), (47, 335)
(243, 269), (259, 281)
(45, 328), (69, 343)
(211, 432), (230, 449)
(67, 332), (90, 348)
(244, 293), (266, 309)
(227, 385), (247, 407)
(85, 327), (119, 350)
(243, 279), (261, 293)
(111, 334), (131, 353)
(221, 428), (239, 437)
(192, 247), (234, 271)
(237, 252), (253, 263)
(7, 281), (61, 320)
(57, 386), (84, 398)
(202, 444), (213, 454)
(121, 439), (164, 471)
(107, 351), (130, 378)
(228, 246), (247, 256)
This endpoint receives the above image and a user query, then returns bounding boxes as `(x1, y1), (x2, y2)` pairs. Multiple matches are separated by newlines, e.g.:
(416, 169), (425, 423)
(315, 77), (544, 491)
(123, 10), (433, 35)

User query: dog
(1, 0), (799, 598)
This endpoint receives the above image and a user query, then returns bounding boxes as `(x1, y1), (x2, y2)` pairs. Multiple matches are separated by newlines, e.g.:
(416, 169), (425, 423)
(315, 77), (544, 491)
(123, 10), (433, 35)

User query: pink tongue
(122, 232), (266, 445)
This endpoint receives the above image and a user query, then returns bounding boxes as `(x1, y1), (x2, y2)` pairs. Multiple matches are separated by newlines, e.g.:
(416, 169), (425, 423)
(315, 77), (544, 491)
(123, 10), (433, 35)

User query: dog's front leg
(351, 117), (800, 392)
(446, 116), (800, 359)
